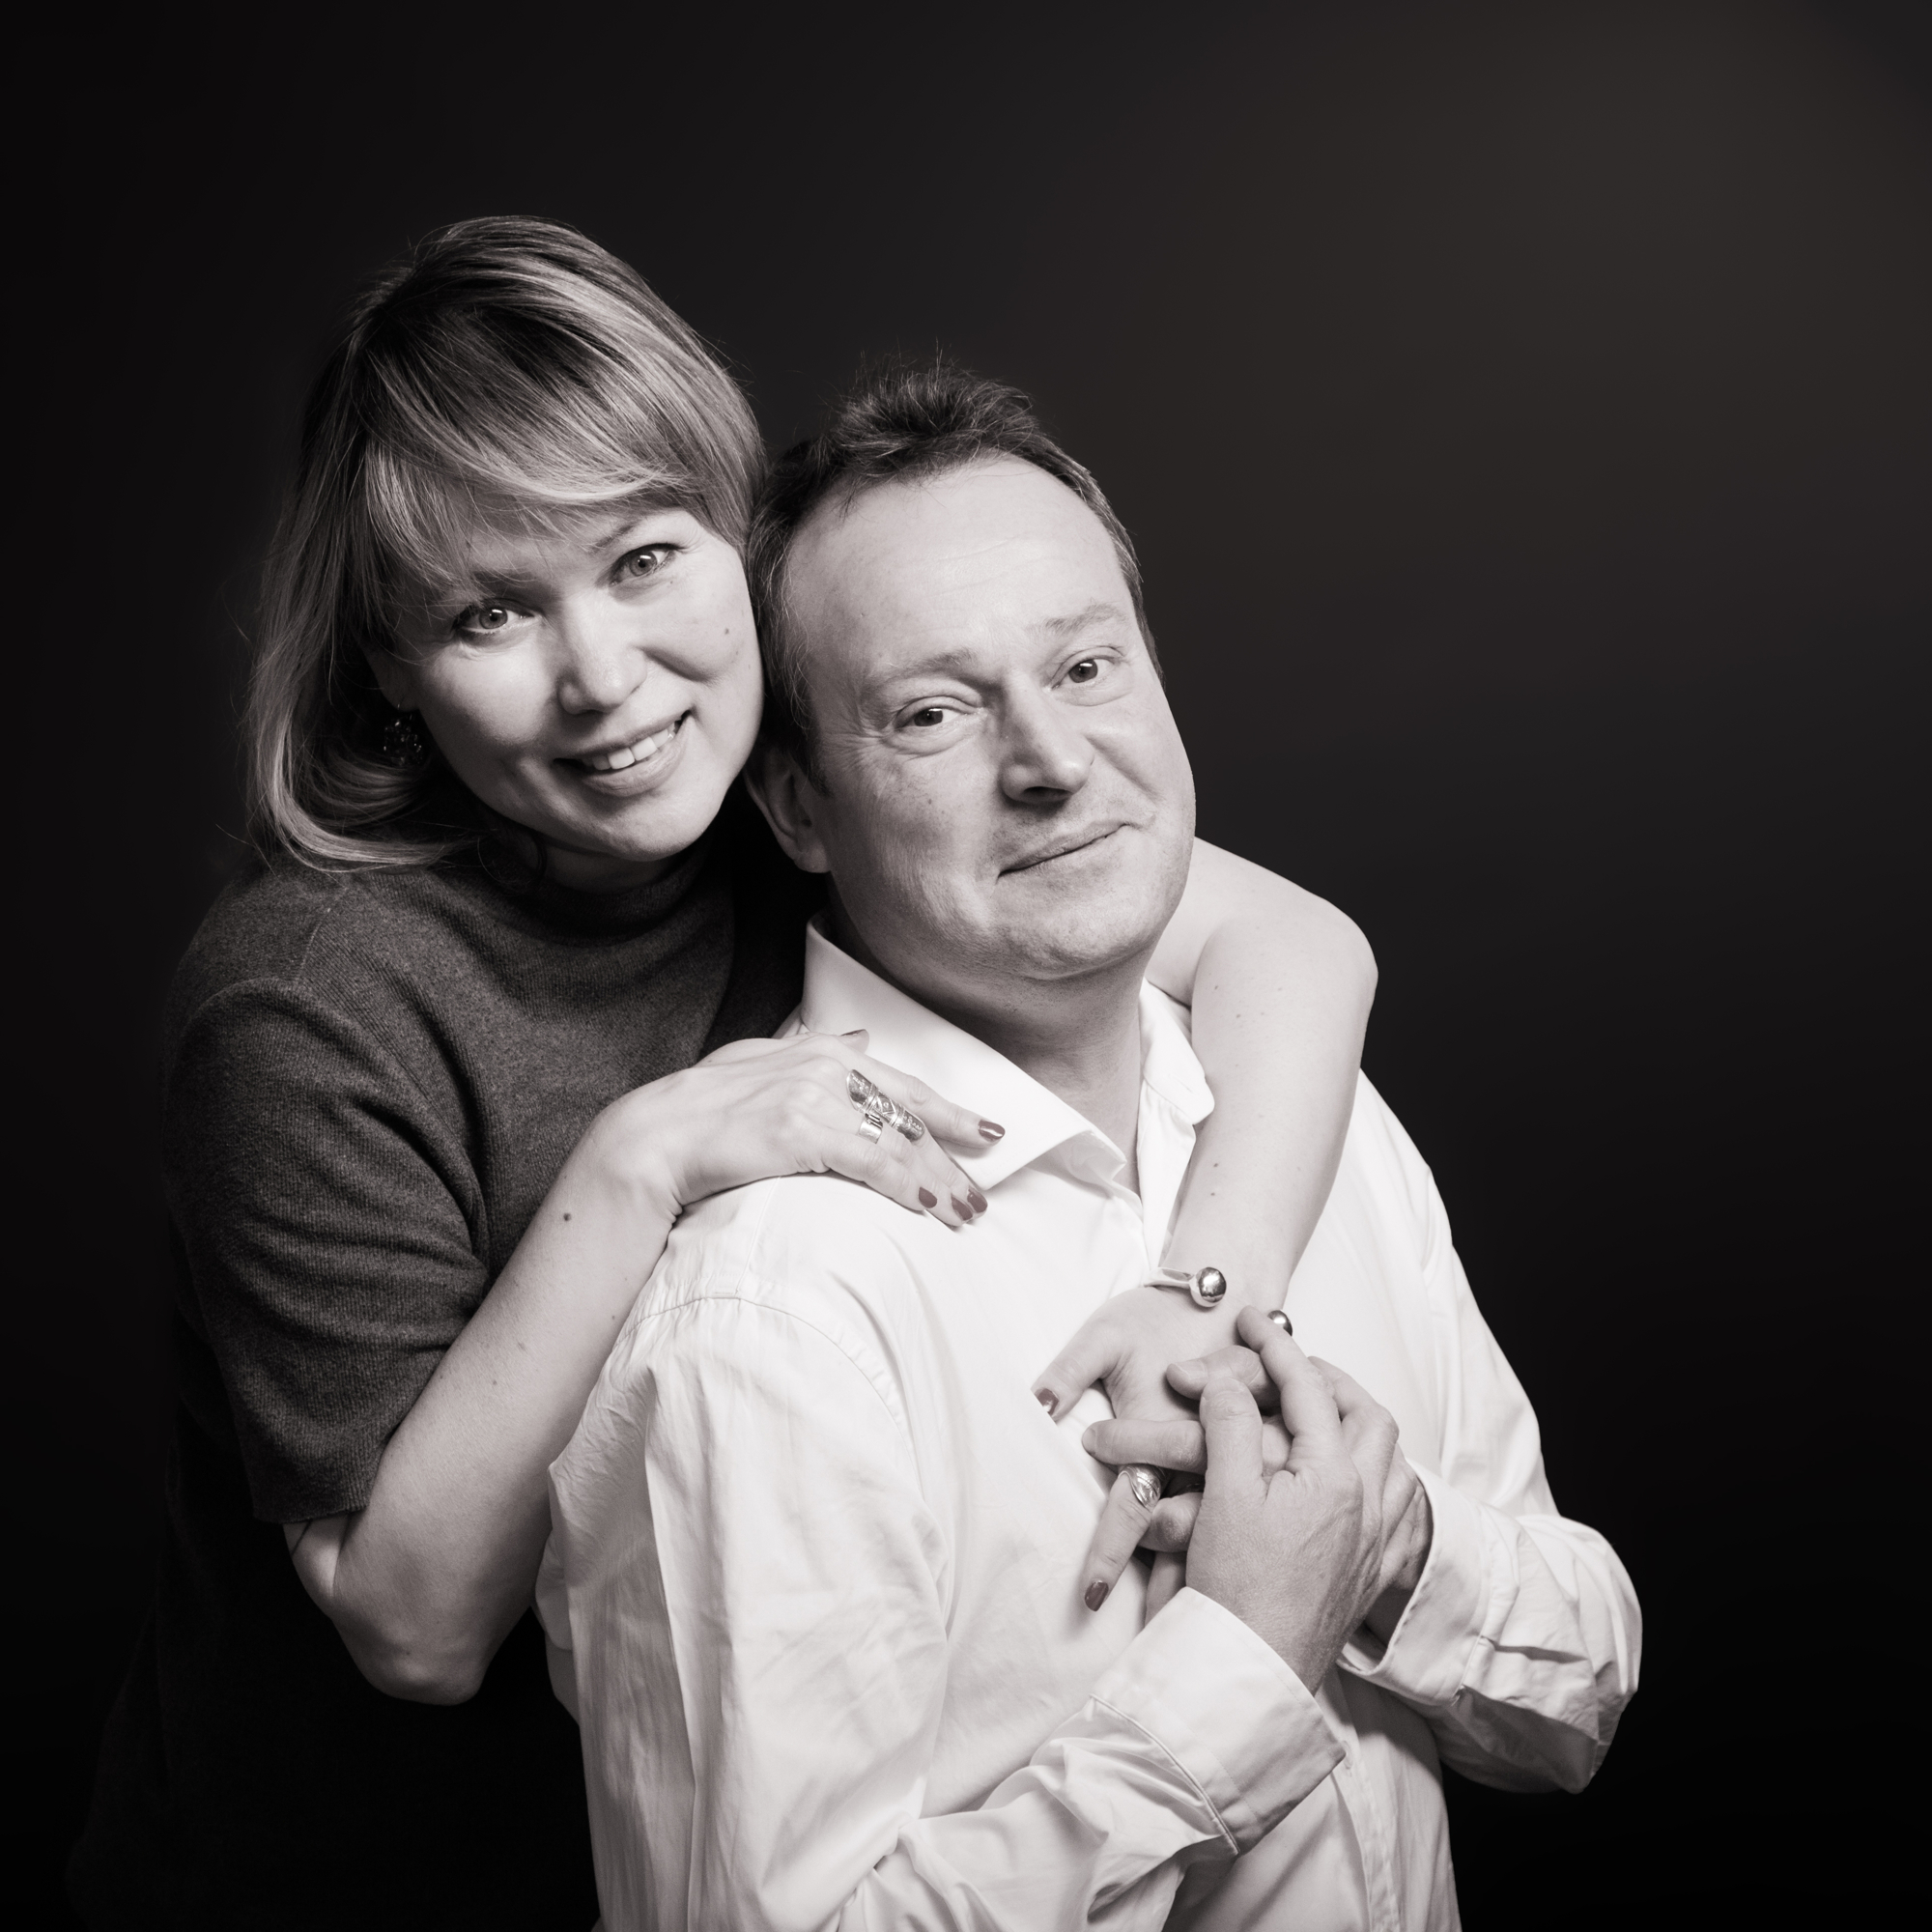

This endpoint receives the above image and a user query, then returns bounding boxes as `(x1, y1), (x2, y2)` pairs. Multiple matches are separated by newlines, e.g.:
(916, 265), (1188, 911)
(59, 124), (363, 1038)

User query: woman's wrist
(562, 1084), (689, 1230)
(1159, 1241), (1292, 1316)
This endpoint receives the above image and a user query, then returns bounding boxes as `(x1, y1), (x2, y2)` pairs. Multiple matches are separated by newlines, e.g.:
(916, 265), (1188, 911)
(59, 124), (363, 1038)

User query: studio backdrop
(14, 1), (1927, 1923)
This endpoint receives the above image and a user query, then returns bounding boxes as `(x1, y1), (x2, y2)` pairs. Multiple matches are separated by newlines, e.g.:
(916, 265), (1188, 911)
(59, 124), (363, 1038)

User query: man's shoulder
(616, 1172), (939, 1392)
(1328, 1072), (1449, 1269)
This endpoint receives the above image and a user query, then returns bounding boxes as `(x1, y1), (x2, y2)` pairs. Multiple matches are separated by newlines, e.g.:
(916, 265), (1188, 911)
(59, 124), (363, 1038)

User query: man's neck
(829, 904), (1149, 1189)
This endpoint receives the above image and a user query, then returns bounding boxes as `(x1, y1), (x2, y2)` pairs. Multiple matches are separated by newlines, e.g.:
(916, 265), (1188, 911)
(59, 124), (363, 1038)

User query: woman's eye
(454, 603), (512, 637)
(1066, 658), (1101, 685)
(620, 545), (675, 580)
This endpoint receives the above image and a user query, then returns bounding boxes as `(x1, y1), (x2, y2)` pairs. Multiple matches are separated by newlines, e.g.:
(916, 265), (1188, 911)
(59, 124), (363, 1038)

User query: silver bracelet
(1145, 1265), (1229, 1309)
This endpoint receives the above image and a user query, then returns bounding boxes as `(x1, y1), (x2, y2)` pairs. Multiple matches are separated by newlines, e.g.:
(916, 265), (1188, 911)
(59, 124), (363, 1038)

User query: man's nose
(551, 597), (648, 715)
(998, 686), (1094, 801)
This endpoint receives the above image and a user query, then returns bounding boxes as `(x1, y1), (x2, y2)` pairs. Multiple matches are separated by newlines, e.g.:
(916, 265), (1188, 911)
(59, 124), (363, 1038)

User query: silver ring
(848, 1070), (927, 1145)
(857, 1111), (888, 1145)
(1122, 1464), (1163, 1511)
(1267, 1308), (1293, 1337)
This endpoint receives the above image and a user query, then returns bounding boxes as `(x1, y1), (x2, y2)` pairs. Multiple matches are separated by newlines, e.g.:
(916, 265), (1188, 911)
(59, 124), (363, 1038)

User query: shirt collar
(793, 916), (1213, 1192)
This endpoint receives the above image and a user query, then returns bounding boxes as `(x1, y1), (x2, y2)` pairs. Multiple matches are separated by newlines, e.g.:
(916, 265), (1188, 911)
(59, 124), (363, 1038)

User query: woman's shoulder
(165, 856), (455, 1050)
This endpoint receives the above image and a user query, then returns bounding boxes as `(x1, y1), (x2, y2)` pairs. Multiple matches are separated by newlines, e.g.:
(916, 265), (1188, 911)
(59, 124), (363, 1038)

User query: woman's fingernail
(967, 1187), (988, 1214)
(952, 1196), (973, 1220)
(1084, 1580), (1108, 1612)
(980, 1120), (1005, 1140)
(918, 1187), (938, 1209)
(1036, 1388), (1058, 1416)
(841, 1029), (867, 1042)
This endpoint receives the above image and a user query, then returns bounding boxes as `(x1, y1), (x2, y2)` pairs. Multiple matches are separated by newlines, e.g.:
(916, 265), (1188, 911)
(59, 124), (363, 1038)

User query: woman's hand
(1035, 1286), (1260, 1612)
(1083, 1328), (1434, 1636)
(598, 1029), (1001, 1228)
(283, 1029), (999, 1704)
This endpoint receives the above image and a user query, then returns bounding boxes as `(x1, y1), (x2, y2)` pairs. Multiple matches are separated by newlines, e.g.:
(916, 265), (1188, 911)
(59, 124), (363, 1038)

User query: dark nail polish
(952, 1196), (973, 1219)
(1036, 1388), (1058, 1416)
(918, 1187), (938, 1209)
(967, 1188), (988, 1214)
(980, 1120), (1006, 1141)
(1084, 1580), (1108, 1612)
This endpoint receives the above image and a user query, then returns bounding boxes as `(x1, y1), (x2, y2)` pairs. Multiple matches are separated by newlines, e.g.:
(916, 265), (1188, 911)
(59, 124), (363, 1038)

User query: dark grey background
(15, 1), (1927, 1923)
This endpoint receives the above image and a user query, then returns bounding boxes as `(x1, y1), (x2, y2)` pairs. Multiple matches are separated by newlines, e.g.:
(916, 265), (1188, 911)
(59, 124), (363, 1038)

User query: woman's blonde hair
(246, 215), (765, 869)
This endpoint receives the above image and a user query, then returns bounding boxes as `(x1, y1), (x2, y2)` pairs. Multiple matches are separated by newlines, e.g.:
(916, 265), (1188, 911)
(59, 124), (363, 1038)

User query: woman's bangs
(355, 441), (690, 631)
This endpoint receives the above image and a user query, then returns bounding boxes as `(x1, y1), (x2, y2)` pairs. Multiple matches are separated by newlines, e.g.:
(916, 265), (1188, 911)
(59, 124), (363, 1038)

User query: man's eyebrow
(1037, 599), (1129, 639)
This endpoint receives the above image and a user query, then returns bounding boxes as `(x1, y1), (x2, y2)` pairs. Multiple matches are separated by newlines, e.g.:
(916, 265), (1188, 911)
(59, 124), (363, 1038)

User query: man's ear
(744, 741), (833, 875)
(364, 647), (421, 712)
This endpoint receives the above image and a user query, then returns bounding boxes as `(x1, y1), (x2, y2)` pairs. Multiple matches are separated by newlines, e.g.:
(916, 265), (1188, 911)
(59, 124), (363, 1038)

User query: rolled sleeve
(1093, 1588), (1346, 1852)
(1339, 1466), (1489, 1707)
(1339, 1466), (1638, 1792)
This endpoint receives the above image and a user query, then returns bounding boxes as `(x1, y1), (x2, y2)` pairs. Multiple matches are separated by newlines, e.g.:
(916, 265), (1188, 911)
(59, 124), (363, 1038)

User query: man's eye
(1066, 659), (1102, 685)
(454, 603), (512, 637)
(908, 707), (950, 728)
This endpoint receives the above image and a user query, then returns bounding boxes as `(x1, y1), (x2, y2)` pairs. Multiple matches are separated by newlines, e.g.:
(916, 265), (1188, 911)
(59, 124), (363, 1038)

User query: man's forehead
(788, 459), (1132, 677)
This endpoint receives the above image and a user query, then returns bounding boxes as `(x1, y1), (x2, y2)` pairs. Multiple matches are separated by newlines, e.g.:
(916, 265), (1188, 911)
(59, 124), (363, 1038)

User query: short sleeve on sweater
(165, 976), (490, 1522)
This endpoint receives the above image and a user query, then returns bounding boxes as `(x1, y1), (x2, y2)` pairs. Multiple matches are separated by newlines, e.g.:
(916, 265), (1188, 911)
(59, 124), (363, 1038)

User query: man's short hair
(745, 360), (1159, 781)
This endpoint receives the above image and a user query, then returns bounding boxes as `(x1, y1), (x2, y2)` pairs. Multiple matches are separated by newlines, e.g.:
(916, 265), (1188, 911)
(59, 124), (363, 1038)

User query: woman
(71, 217), (1375, 1929)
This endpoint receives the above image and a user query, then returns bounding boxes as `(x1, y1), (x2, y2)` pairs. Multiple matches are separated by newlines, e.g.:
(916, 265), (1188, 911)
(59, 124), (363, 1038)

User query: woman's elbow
(1335, 908), (1378, 1001)
(344, 1624), (491, 1704)
(290, 1529), (502, 1703)
(1258, 871), (1378, 996)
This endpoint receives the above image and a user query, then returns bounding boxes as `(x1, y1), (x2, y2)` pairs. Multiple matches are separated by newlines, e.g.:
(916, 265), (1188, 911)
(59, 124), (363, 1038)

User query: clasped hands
(1065, 1304), (1434, 1688)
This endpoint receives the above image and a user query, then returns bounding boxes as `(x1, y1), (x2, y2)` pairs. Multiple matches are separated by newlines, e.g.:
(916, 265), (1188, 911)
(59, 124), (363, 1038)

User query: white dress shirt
(540, 921), (1640, 1931)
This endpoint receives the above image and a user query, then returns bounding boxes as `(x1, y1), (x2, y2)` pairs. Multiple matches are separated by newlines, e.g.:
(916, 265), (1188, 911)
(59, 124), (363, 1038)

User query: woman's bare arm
(285, 1035), (993, 1703)
(1151, 838), (1374, 1306)
(1029, 838), (1376, 1609)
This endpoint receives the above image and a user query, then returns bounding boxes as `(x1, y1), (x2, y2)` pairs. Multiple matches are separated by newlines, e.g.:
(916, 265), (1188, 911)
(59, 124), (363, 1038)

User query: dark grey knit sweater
(72, 792), (821, 1931)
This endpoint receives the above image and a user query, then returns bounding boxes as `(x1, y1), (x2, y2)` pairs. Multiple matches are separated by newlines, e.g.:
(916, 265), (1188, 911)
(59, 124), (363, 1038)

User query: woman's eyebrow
(580, 504), (678, 554)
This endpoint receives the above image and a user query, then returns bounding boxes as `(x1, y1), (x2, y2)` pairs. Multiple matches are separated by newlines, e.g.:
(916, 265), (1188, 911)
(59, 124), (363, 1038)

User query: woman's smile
(567, 711), (690, 776)
(558, 709), (695, 798)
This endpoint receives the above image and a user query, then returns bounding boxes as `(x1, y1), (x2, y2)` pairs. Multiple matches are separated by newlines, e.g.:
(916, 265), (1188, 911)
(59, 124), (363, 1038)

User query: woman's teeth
(580, 717), (683, 772)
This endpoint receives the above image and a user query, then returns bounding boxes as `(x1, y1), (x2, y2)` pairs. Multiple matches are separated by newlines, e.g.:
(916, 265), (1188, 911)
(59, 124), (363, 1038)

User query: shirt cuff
(1089, 1587), (1345, 1851)
(1339, 1464), (1489, 1708)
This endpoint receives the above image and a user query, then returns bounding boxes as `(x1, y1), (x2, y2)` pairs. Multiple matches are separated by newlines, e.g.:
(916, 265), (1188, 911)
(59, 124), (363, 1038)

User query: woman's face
(375, 503), (764, 893)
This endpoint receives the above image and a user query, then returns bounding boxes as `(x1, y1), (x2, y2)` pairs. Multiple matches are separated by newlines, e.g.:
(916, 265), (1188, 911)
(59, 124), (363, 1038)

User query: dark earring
(381, 708), (430, 770)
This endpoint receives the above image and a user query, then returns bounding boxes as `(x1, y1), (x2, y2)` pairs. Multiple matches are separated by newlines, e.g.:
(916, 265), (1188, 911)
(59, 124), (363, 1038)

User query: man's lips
(998, 824), (1127, 875)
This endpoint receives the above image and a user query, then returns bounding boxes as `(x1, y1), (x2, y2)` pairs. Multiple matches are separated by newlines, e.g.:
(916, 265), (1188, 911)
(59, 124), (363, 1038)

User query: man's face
(762, 456), (1195, 1017)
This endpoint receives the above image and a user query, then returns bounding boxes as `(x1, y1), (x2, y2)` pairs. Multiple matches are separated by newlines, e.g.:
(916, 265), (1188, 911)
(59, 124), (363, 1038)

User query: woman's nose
(999, 687), (1094, 801)
(552, 599), (648, 715)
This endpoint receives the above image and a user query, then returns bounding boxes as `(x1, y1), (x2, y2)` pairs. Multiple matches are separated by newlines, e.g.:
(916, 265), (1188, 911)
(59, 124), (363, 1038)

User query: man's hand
(1143, 1309), (1421, 1688)
(1297, 1354), (1434, 1643)
(1089, 1339), (1434, 1632)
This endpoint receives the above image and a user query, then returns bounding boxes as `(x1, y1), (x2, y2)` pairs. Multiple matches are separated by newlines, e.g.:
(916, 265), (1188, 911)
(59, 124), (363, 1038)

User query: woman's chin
(533, 784), (732, 891)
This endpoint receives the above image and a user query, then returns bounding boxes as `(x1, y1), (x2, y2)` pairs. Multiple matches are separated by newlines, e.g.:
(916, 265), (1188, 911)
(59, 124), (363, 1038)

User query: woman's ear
(364, 647), (421, 713)
(744, 742), (833, 875)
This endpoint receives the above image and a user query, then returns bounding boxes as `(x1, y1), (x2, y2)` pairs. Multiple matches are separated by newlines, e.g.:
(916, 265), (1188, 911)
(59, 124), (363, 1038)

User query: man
(539, 366), (1640, 1929)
